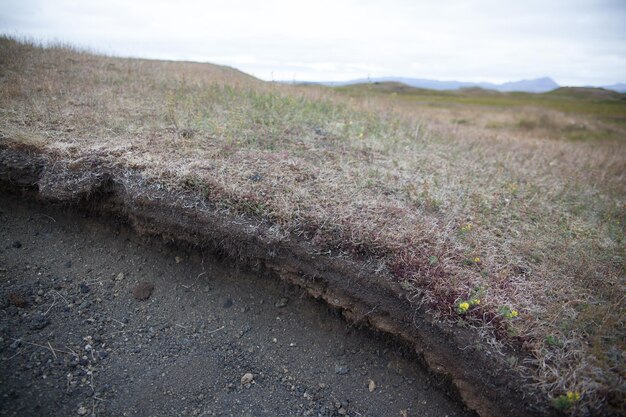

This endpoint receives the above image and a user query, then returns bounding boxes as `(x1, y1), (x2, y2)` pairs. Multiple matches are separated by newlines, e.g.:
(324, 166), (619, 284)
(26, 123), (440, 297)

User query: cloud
(0, 0), (625, 85)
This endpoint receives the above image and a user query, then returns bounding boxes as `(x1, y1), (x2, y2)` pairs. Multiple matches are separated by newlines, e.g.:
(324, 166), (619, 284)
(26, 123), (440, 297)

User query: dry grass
(1, 37), (624, 415)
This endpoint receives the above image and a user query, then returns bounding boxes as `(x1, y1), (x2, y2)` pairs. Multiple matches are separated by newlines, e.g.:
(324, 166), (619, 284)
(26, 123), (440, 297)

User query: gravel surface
(0, 195), (471, 417)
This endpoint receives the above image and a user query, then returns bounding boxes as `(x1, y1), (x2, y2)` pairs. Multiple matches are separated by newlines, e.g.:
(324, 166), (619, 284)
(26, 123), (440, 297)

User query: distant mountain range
(602, 83), (626, 93)
(312, 76), (626, 94)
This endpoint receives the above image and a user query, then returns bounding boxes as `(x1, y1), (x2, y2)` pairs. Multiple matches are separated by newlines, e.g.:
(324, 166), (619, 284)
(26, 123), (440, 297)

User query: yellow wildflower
(473, 257), (481, 263)
(566, 391), (580, 402)
(510, 310), (519, 318)
(458, 302), (470, 313)
(471, 299), (481, 306)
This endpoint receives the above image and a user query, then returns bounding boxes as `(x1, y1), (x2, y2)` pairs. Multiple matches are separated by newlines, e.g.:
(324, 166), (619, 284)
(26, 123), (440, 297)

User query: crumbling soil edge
(0, 142), (555, 417)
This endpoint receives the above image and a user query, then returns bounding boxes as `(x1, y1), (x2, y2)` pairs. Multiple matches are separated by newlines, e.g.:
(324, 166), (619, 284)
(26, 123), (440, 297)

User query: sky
(1, 0), (625, 86)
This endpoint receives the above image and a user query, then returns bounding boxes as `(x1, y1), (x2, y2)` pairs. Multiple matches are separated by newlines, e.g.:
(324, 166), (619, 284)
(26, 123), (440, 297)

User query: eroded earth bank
(0, 194), (472, 417)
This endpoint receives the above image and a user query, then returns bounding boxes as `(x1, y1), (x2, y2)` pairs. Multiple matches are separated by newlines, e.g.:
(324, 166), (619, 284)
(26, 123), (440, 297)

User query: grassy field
(1, 37), (624, 415)
(337, 82), (626, 127)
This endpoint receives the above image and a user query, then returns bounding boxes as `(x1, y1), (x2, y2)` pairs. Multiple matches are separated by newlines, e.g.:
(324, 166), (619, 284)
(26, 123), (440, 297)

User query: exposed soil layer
(0, 143), (555, 416)
(0, 195), (471, 417)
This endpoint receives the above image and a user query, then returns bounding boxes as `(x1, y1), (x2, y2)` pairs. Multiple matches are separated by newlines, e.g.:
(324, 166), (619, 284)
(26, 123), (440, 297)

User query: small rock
(116, 273), (125, 281)
(237, 325), (252, 338)
(275, 298), (289, 308)
(132, 282), (154, 301)
(29, 315), (50, 330)
(175, 256), (182, 264)
(241, 373), (254, 385)
(368, 379), (376, 392)
(334, 365), (349, 375)
(8, 292), (27, 308)
(11, 241), (22, 248)
(77, 405), (88, 415)
(223, 298), (233, 309)
(248, 173), (263, 182)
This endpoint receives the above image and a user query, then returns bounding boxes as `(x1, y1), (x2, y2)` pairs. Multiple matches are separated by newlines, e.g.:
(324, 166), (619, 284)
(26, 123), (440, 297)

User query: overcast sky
(1, 0), (625, 86)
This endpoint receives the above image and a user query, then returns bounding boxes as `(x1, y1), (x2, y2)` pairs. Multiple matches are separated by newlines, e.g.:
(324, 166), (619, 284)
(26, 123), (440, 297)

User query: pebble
(29, 315), (50, 330)
(241, 373), (254, 385)
(334, 365), (349, 375)
(223, 298), (233, 309)
(77, 405), (88, 415)
(248, 173), (263, 182)
(132, 282), (154, 301)
(368, 379), (376, 392)
(116, 273), (125, 281)
(8, 292), (27, 308)
(275, 297), (289, 308)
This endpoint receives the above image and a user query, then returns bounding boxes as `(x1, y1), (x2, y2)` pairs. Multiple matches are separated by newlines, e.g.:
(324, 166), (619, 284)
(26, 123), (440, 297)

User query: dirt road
(0, 195), (471, 417)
